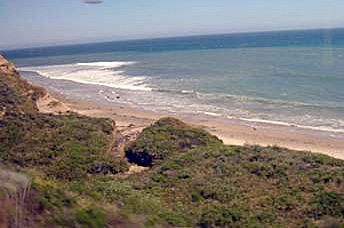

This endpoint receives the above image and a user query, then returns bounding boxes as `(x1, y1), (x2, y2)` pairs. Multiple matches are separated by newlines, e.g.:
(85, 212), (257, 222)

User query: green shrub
(75, 207), (108, 228)
(312, 191), (344, 218)
(198, 205), (242, 228)
(125, 117), (222, 166)
(0, 112), (128, 181)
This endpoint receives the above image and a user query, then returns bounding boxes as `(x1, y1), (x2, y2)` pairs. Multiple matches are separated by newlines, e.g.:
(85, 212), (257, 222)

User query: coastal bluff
(0, 55), (17, 75)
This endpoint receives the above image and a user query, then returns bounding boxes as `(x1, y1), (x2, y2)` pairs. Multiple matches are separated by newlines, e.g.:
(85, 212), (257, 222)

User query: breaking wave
(19, 61), (152, 91)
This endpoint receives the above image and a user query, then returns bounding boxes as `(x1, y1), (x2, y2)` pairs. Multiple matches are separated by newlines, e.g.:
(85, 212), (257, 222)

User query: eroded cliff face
(0, 55), (17, 75)
(0, 55), (44, 114)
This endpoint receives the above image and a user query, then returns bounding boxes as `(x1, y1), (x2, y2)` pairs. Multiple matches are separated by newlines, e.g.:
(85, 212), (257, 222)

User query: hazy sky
(1, 0), (344, 49)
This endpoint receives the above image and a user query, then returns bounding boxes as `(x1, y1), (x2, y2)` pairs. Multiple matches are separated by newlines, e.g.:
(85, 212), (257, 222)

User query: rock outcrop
(0, 55), (17, 75)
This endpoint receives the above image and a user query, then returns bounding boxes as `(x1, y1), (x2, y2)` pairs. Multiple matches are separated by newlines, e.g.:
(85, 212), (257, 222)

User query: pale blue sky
(1, 0), (344, 49)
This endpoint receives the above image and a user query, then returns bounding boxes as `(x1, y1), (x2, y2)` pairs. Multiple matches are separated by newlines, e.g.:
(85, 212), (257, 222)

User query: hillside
(0, 56), (343, 227)
(124, 118), (344, 227)
(0, 56), (128, 227)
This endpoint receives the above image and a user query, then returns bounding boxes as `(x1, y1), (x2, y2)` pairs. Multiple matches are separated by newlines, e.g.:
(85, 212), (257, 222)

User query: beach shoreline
(39, 86), (344, 160)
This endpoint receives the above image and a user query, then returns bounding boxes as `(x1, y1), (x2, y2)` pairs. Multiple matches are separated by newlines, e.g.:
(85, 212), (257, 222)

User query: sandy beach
(38, 89), (344, 160)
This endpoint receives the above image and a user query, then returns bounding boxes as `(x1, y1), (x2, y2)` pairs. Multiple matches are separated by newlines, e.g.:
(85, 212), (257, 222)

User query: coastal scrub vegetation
(0, 57), (343, 227)
(120, 119), (344, 227)
(125, 117), (222, 166)
(0, 61), (129, 227)
(0, 64), (44, 114)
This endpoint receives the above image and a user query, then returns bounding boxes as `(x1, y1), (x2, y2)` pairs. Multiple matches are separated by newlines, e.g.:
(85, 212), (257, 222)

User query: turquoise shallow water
(5, 29), (344, 133)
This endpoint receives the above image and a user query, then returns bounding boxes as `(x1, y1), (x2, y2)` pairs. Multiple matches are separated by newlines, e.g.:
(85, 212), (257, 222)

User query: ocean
(3, 28), (344, 133)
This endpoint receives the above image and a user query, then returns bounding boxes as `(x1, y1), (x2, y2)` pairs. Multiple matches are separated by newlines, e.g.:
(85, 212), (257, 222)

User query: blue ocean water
(3, 29), (344, 133)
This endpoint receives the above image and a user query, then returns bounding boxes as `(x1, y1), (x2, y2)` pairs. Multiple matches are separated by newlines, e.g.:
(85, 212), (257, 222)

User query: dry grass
(0, 168), (32, 228)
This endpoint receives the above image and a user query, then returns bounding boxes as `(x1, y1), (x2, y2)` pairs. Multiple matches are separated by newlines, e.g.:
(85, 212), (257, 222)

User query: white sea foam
(238, 117), (292, 127)
(76, 61), (135, 68)
(197, 111), (221, 117)
(227, 116), (344, 133)
(19, 61), (152, 91)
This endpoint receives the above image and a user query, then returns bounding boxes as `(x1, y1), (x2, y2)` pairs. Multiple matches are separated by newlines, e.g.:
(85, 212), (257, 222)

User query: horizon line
(2, 26), (344, 52)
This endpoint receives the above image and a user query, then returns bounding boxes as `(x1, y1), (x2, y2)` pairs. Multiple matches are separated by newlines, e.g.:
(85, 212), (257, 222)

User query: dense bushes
(1, 113), (344, 227)
(125, 117), (222, 166)
(0, 110), (130, 227)
(0, 112), (128, 181)
(312, 191), (344, 218)
(120, 120), (344, 227)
